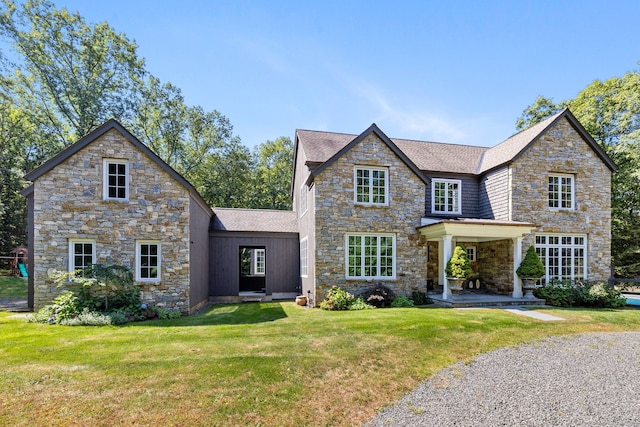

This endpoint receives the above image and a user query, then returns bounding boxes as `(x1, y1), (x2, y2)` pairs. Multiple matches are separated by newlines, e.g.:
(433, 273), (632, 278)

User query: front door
(239, 246), (266, 292)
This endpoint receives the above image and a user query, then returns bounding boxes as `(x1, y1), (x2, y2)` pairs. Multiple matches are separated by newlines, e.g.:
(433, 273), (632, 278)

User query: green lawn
(0, 276), (27, 298)
(1, 303), (640, 426)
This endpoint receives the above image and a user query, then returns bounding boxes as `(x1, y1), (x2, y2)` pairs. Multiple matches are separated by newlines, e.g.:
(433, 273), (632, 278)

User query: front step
(429, 289), (546, 308)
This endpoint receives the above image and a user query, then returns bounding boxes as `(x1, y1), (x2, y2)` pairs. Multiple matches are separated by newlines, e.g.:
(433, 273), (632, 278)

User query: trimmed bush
(534, 280), (627, 308)
(445, 245), (472, 279)
(516, 246), (545, 279)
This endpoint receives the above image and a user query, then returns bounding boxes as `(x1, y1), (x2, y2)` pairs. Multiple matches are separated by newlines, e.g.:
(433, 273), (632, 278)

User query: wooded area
(0, 0), (292, 256)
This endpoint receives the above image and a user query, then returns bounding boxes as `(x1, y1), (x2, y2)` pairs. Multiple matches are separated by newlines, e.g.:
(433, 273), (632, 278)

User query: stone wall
(313, 133), (428, 301)
(510, 117), (612, 281)
(31, 129), (193, 312)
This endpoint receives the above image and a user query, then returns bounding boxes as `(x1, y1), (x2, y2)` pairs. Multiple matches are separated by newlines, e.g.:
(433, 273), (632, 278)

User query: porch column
(440, 235), (453, 300)
(512, 237), (523, 299)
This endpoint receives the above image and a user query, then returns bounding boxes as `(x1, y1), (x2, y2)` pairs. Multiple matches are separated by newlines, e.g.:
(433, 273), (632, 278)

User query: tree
(0, 0), (146, 141)
(251, 137), (293, 210)
(515, 96), (564, 130)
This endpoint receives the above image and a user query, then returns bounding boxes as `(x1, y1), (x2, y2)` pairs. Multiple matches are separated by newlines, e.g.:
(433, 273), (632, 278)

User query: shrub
(320, 286), (353, 310)
(156, 307), (182, 320)
(411, 291), (433, 306)
(534, 280), (627, 308)
(391, 295), (414, 307)
(59, 308), (118, 326)
(358, 284), (396, 308)
(516, 246), (545, 279)
(445, 245), (472, 279)
(349, 296), (376, 310)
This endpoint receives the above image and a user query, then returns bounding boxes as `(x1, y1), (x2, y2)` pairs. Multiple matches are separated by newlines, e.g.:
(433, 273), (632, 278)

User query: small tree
(445, 245), (472, 279)
(516, 246), (546, 279)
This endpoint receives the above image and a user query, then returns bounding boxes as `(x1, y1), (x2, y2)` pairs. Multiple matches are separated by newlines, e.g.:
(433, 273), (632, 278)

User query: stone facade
(510, 117), (612, 281)
(313, 133), (428, 300)
(31, 128), (193, 312)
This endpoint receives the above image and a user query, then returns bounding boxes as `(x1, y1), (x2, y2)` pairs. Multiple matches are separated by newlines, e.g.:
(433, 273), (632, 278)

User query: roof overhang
(417, 218), (537, 242)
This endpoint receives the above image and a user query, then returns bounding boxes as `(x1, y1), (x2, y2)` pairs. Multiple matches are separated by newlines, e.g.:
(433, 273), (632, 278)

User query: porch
(427, 288), (545, 308)
(418, 217), (538, 302)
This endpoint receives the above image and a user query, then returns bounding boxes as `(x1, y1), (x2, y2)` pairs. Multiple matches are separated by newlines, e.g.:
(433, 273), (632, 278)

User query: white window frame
(252, 248), (266, 276)
(535, 234), (587, 284)
(432, 178), (462, 215)
(345, 233), (396, 280)
(68, 239), (96, 273)
(466, 246), (477, 262)
(548, 173), (574, 210)
(103, 159), (129, 201)
(354, 166), (389, 206)
(136, 240), (161, 282)
(299, 184), (308, 217)
(300, 237), (308, 278)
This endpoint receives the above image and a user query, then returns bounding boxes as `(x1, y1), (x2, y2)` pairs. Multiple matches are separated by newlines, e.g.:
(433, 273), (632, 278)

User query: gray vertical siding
(209, 232), (300, 296)
(479, 166), (510, 220)
(25, 189), (34, 309)
(189, 196), (212, 310)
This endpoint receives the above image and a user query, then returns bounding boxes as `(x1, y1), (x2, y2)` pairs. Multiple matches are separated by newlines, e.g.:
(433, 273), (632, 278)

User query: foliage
(516, 246), (546, 279)
(445, 245), (472, 279)
(411, 290), (433, 306)
(251, 136), (293, 210)
(391, 295), (414, 308)
(357, 284), (397, 308)
(534, 280), (626, 308)
(59, 308), (127, 326)
(348, 296), (375, 310)
(320, 286), (354, 310)
(156, 307), (182, 320)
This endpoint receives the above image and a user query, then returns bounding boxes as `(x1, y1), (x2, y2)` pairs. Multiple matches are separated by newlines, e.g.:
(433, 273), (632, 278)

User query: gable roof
(479, 109), (617, 173)
(297, 123), (428, 184)
(295, 108), (617, 179)
(23, 119), (212, 213)
(211, 208), (298, 233)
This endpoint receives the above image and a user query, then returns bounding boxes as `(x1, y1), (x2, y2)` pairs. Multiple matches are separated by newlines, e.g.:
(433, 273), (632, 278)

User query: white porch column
(440, 235), (453, 300)
(512, 236), (523, 299)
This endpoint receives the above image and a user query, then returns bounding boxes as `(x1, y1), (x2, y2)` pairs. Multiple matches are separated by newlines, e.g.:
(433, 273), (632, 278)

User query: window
(253, 248), (266, 275)
(346, 234), (395, 279)
(103, 159), (128, 200)
(432, 179), (461, 214)
(69, 239), (95, 272)
(354, 167), (388, 205)
(300, 184), (308, 216)
(535, 234), (586, 284)
(300, 237), (308, 277)
(548, 174), (574, 210)
(466, 246), (477, 262)
(137, 241), (160, 281)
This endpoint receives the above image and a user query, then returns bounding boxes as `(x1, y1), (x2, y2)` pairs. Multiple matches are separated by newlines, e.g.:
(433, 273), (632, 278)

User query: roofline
(23, 118), (213, 214)
(480, 109), (617, 174)
(308, 123), (429, 184)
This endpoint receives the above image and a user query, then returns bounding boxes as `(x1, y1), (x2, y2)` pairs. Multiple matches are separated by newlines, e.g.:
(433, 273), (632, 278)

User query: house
(293, 109), (615, 304)
(22, 108), (615, 311)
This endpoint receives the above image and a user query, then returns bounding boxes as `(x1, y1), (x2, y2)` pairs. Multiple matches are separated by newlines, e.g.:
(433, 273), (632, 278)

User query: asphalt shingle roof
(211, 208), (298, 233)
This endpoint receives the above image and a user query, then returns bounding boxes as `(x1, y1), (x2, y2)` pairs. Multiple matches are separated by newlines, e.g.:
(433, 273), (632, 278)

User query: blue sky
(56, 0), (640, 149)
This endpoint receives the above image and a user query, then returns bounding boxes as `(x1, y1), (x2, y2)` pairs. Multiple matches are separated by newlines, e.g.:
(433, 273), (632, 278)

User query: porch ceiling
(417, 218), (537, 242)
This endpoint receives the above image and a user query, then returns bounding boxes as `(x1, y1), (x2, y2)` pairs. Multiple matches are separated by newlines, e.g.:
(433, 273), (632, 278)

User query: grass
(0, 276), (27, 298)
(1, 303), (640, 426)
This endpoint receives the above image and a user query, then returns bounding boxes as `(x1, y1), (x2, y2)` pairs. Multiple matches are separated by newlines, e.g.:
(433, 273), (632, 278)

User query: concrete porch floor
(427, 290), (546, 308)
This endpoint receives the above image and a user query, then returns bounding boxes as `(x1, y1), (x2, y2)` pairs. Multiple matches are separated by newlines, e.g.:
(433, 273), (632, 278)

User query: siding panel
(479, 166), (510, 220)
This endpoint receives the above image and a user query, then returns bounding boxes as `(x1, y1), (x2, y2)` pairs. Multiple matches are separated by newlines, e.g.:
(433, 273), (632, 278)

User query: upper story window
(300, 184), (308, 217)
(69, 239), (95, 273)
(432, 179), (461, 214)
(548, 174), (574, 210)
(354, 166), (388, 206)
(103, 159), (129, 200)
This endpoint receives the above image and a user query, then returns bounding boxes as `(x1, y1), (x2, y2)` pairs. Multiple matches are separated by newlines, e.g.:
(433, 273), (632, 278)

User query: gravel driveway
(366, 332), (640, 427)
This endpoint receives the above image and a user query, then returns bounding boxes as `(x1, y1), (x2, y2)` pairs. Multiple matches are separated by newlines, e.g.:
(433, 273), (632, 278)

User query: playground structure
(0, 245), (28, 277)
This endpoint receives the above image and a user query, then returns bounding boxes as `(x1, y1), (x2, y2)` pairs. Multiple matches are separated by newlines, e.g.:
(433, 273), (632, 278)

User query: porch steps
(428, 289), (546, 308)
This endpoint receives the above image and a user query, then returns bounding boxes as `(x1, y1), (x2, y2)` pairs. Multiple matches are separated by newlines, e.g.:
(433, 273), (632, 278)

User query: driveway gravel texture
(366, 332), (640, 427)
